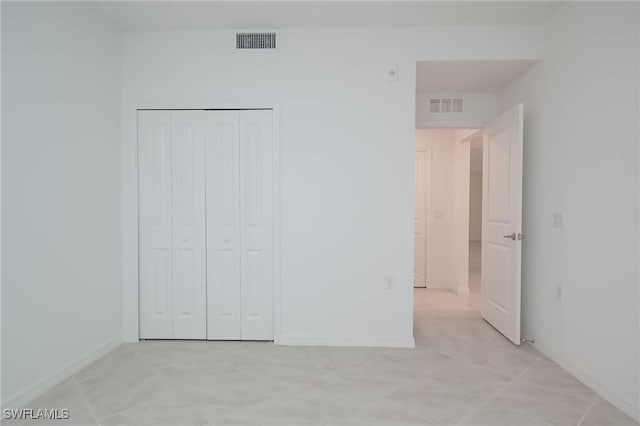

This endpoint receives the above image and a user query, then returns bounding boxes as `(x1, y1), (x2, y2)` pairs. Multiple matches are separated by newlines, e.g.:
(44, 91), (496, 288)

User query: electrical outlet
(553, 212), (563, 228)
(555, 282), (562, 301)
(385, 276), (395, 290)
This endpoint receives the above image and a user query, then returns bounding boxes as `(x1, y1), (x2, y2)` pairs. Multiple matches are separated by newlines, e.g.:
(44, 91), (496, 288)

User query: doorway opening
(413, 59), (531, 345)
(468, 135), (483, 297)
(413, 128), (482, 311)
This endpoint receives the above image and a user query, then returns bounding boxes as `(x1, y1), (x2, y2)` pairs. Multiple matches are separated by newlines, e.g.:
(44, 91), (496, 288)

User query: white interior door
(139, 109), (274, 341)
(414, 149), (431, 288)
(239, 110), (274, 340)
(206, 110), (274, 341)
(481, 104), (524, 345)
(139, 111), (172, 338)
(139, 110), (206, 339)
(206, 111), (242, 340)
(170, 111), (207, 338)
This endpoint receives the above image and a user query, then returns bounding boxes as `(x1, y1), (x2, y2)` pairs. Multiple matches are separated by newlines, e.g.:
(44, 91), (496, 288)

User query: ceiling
(416, 59), (538, 92)
(92, 1), (564, 32)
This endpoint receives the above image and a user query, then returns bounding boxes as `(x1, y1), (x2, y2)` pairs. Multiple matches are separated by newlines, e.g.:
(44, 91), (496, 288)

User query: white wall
(469, 172), (483, 242)
(1, 2), (122, 407)
(121, 26), (543, 345)
(499, 3), (639, 420)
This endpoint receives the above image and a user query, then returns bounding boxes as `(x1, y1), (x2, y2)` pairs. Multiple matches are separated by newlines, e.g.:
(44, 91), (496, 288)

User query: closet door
(206, 111), (242, 339)
(239, 110), (274, 341)
(206, 110), (274, 341)
(139, 110), (206, 339)
(170, 111), (207, 339)
(139, 111), (173, 338)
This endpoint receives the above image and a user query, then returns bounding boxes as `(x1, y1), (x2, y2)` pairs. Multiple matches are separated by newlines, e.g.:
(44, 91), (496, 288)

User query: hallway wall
(469, 171), (483, 242)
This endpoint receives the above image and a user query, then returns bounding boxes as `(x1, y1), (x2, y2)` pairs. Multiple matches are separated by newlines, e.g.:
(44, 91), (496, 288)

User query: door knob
(503, 233), (517, 240)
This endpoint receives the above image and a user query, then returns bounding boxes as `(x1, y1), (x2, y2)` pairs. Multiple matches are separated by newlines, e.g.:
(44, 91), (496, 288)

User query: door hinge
(518, 233), (526, 240)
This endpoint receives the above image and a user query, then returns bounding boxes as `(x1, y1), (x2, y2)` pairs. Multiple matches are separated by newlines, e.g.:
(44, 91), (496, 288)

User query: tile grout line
(518, 376), (597, 403)
(522, 354), (602, 403)
(577, 396), (600, 426)
(124, 342), (179, 387)
(71, 375), (102, 426)
(382, 397), (441, 425)
(214, 353), (333, 410)
(488, 399), (555, 426)
(124, 342), (154, 368)
(486, 400), (554, 426)
(454, 353), (543, 425)
(377, 357), (530, 426)
(92, 343), (177, 422)
(98, 400), (158, 424)
(418, 327), (542, 380)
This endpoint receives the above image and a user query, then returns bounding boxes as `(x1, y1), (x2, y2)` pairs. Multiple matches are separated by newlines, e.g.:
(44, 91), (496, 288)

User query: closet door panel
(239, 110), (274, 341)
(206, 111), (242, 340)
(171, 111), (207, 339)
(138, 111), (173, 338)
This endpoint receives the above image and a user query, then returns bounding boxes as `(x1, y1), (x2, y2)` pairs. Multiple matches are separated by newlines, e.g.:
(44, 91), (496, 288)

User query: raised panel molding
(139, 110), (206, 340)
(206, 111), (242, 340)
(127, 103), (281, 346)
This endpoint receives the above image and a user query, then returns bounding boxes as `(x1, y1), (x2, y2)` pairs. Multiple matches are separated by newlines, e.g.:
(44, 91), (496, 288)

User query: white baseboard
(277, 335), (415, 348)
(424, 282), (453, 290)
(1, 337), (122, 410)
(456, 286), (471, 295)
(528, 338), (639, 423)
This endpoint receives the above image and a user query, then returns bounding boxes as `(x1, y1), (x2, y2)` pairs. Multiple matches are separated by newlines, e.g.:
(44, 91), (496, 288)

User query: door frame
(455, 130), (482, 294)
(122, 101), (281, 343)
(413, 147), (432, 288)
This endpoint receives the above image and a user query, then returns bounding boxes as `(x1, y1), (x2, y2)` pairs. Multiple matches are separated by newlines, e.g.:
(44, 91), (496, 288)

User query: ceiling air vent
(429, 98), (464, 114)
(235, 31), (278, 50)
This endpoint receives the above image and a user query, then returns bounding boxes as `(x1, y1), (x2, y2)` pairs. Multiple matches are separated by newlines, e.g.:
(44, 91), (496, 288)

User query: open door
(481, 104), (524, 345)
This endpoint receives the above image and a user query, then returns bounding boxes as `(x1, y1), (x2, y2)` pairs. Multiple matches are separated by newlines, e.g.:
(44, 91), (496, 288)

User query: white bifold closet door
(206, 110), (274, 341)
(138, 110), (207, 339)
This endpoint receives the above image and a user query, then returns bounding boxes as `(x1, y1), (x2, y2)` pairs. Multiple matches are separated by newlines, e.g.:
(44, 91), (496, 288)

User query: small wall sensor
(386, 66), (399, 83)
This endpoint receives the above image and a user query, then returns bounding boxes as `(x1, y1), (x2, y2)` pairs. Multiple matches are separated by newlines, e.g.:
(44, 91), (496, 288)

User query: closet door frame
(124, 102), (281, 344)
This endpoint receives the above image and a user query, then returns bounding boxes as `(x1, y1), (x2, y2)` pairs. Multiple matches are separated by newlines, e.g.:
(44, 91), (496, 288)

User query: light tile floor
(8, 281), (638, 425)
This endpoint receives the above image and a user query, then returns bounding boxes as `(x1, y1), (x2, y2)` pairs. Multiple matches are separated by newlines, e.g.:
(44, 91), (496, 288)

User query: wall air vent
(235, 31), (278, 50)
(429, 98), (464, 114)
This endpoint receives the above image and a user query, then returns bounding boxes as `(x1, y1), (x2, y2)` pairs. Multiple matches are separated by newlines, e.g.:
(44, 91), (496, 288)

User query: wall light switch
(553, 212), (563, 228)
(434, 210), (443, 219)
(385, 276), (395, 289)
